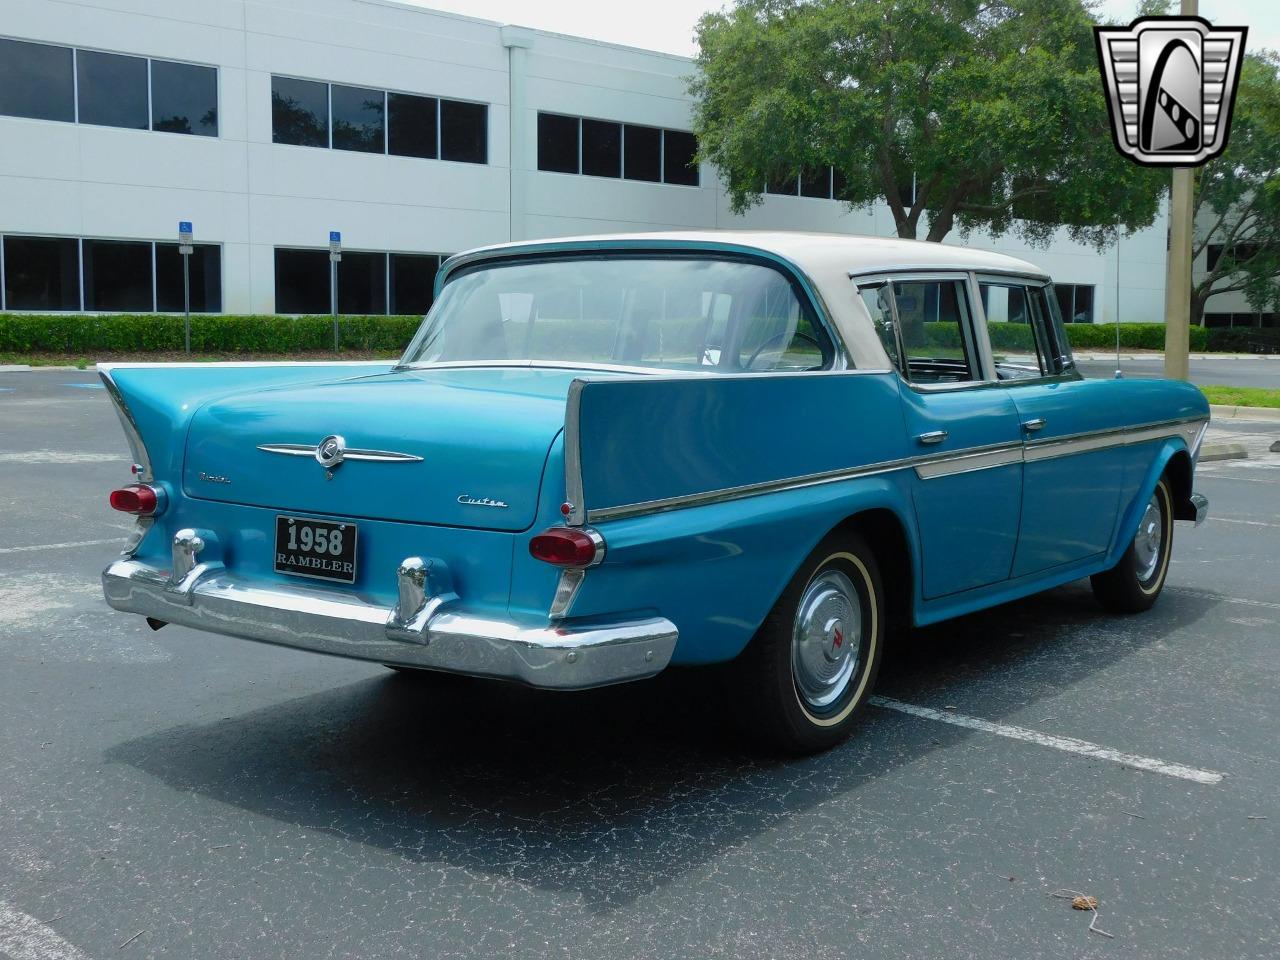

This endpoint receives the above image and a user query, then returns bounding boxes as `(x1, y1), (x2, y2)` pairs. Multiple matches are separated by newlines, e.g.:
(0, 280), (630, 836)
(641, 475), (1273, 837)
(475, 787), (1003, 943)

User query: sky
(402, 0), (1279, 58)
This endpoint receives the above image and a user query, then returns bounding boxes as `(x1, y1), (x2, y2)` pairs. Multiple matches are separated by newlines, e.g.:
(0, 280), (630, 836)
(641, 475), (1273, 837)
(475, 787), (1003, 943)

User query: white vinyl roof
(445, 230), (1054, 370)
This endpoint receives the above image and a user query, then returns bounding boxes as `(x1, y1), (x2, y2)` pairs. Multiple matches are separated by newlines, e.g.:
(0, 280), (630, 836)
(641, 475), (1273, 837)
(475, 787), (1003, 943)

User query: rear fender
(570, 477), (919, 665)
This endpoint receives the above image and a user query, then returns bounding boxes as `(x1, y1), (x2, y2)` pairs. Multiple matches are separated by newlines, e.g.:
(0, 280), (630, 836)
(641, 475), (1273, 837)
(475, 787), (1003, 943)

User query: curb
(1210, 404), (1280, 423)
(1200, 443), (1249, 462)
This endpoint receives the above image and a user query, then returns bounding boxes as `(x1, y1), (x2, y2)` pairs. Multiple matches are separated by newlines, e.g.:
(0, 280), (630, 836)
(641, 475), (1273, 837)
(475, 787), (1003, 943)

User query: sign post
(178, 221), (194, 354)
(329, 231), (342, 352)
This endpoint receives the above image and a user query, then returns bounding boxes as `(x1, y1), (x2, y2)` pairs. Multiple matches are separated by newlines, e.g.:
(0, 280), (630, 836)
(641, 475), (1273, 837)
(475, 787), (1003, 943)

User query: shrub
(0, 314), (422, 353)
(923, 321), (1212, 353)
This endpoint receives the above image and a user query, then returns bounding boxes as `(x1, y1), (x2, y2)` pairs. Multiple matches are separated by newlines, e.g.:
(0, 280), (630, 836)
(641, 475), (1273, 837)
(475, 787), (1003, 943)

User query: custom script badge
(1094, 16), (1247, 167)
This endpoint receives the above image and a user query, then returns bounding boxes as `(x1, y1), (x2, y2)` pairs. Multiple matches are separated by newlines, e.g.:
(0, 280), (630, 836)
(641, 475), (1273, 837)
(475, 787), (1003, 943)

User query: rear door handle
(1022, 418), (1046, 433)
(917, 430), (948, 445)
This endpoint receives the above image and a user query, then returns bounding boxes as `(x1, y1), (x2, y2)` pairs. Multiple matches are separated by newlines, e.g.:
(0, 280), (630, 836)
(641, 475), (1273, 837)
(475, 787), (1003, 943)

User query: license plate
(274, 516), (358, 584)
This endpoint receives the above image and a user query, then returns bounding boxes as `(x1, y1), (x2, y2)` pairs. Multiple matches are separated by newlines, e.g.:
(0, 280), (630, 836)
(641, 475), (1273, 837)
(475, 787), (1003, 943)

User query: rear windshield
(398, 254), (833, 373)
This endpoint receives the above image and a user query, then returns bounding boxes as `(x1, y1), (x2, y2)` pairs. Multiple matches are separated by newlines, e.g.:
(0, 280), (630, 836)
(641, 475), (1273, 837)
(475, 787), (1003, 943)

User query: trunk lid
(183, 368), (582, 531)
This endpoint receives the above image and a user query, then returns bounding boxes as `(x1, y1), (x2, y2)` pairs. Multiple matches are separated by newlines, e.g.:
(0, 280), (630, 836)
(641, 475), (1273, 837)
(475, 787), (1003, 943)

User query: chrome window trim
(581, 414), (1208, 524)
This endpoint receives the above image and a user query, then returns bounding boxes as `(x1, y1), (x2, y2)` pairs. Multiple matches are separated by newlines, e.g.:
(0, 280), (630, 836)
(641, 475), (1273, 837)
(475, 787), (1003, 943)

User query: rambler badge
(1095, 16), (1247, 167)
(257, 437), (423, 480)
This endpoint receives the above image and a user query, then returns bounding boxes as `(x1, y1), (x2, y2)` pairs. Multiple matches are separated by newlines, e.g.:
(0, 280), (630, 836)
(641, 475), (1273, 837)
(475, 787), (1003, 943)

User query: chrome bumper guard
(1190, 492), (1209, 526)
(102, 539), (677, 690)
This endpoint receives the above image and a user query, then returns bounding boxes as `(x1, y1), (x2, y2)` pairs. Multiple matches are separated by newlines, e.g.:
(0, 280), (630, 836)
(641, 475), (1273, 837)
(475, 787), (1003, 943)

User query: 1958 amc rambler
(100, 232), (1210, 752)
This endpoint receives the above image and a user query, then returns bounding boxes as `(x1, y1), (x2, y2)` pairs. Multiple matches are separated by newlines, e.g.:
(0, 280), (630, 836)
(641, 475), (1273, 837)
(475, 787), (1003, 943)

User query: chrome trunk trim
(256, 443), (423, 463)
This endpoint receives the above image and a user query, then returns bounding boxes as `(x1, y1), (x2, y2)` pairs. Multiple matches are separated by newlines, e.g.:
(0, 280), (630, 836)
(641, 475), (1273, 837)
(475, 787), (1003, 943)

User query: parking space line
(0, 900), (93, 960)
(1169, 587), (1280, 611)
(0, 451), (128, 464)
(1212, 516), (1280, 529)
(0, 538), (124, 555)
(870, 697), (1224, 785)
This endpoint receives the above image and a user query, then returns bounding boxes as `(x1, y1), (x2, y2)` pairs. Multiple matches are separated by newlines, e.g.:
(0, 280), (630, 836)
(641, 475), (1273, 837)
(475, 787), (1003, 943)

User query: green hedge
(0, 313), (422, 353)
(923, 321), (1211, 352)
(1, 312), (1264, 356)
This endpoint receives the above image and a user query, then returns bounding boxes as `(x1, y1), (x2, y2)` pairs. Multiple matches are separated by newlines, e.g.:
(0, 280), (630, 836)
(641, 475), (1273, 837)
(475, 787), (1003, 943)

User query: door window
(981, 280), (1072, 379)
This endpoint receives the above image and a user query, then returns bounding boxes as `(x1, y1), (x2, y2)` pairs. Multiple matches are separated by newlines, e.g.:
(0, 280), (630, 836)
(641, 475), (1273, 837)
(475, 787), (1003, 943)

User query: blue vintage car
(101, 232), (1209, 752)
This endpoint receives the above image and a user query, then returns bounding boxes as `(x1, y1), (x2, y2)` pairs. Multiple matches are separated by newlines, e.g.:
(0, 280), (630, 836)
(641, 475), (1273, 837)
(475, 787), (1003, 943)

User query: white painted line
(870, 696), (1224, 785)
(0, 451), (127, 464)
(1200, 473), (1279, 484)
(0, 900), (93, 960)
(1169, 587), (1280, 611)
(1212, 516), (1280, 529)
(0, 538), (124, 555)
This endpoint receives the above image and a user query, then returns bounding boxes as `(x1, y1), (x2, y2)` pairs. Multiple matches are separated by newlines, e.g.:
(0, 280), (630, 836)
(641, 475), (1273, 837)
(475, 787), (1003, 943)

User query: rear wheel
(1091, 476), (1174, 613)
(734, 531), (885, 754)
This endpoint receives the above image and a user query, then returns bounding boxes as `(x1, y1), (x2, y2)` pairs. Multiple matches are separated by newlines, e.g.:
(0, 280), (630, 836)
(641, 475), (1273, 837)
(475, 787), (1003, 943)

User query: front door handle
(917, 430), (949, 445)
(1022, 418), (1046, 433)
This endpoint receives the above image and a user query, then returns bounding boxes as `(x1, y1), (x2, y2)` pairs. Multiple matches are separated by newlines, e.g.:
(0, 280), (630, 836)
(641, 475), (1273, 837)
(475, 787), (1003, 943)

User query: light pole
(1163, 0), (1197, 381)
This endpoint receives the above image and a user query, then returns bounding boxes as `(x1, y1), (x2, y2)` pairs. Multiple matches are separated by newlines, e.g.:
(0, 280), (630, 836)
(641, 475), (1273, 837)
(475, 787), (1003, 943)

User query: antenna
(1115, 228), (1123, 379)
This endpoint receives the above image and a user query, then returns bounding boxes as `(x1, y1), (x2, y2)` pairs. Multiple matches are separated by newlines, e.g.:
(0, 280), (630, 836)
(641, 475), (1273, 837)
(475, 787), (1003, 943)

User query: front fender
(570, 475), (919, 665)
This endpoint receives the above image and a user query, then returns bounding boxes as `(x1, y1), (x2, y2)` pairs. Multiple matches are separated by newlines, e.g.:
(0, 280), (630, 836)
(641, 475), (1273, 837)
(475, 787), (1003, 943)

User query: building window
(767, 165), (856, 201)
(0, 234), (223, 312)
(274, 248), (331, 313)
(623, 123), (662, 182)
(662, 129), (699, 186)
(388, 93), (437, 159)
(151, 60), (218, 136)
(1052, 283), (1095, 323)
(440, 99), (487, 163)
(537, 113), (580, 173)
(1207, 242), (1262, 272)
(337, 252), (387, 314)
(0, 40), (217, 136)
(272, 75), (486, 163)
(272, 76), (329, 147)
(1204, 311), (1275, 328)
(390, 254), (440, 314)
(536, 112), (698, 185)
(155, 243), (222, 312)
(81, 239), (153, 311)
(582, 118), (622, 178)
(332, 84), (384, 153)
(2, 236), (80, 311)
(0, 38), (75, 122)
(76, 50), (149, 130)
(273, 248), (446, 315)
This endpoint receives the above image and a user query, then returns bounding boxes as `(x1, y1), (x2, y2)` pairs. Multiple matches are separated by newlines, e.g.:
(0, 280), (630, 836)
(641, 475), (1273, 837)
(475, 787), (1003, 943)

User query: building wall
(0, 0), (1169, 321)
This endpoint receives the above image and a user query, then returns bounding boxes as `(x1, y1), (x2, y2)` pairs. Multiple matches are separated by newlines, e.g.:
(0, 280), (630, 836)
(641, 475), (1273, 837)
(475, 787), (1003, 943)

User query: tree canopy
(690, 0), (1167, 247)
(1192, 51), (1280, 326)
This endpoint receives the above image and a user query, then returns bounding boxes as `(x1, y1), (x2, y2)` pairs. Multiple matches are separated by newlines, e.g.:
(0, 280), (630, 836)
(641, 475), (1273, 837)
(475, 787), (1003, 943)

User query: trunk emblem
(316, 435), (346, 469)
(458, 495), (510, 509)
(257, 437), (424, 480)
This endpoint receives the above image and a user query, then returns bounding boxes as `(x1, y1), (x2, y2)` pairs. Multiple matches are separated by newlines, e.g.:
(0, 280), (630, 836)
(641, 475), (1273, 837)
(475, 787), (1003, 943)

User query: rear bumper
(102, 557), (678, 690)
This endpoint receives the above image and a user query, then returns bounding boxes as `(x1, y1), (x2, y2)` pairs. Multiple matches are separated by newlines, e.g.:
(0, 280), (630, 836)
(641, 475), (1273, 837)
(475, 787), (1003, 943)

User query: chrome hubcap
(792, 569), (861, 710)
(1133, 494), (1164, 581)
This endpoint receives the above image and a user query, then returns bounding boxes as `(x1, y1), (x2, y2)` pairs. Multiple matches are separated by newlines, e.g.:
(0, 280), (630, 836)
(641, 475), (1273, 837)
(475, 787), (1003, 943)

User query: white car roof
(449, 230), (1049, 280)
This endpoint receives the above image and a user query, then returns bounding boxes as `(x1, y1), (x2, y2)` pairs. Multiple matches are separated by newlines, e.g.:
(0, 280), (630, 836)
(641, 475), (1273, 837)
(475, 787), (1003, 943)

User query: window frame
(850, 271), (986, 390)
(974, 272), (1078, 384)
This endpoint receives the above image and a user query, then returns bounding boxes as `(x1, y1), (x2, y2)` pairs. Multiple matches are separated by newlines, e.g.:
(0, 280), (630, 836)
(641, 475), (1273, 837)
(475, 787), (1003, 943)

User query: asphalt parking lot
(2, 369), (1278, 960)
(1074, 354), (1279, 388)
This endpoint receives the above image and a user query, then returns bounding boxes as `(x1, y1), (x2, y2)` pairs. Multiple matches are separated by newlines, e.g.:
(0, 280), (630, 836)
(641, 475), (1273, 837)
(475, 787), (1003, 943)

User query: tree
(1191, 51), (1280, 327)
(690, 0), (1167, 248)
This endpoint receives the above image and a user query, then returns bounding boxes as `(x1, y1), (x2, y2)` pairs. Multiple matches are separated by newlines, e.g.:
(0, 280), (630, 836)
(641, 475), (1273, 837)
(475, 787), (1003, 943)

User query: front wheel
(1091, 476), (1174, 613)
(734, 531), (885, 755)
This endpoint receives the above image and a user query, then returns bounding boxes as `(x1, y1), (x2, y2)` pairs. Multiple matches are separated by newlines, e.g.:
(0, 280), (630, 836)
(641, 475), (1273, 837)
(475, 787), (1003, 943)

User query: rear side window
(855, 277), (976, 384)
(981, 280), (1072, 379)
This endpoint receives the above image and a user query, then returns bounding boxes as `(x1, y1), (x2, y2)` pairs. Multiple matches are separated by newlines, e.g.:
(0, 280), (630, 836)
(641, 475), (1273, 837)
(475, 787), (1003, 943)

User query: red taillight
(529, 527), (603, 567)
(109, 483), (161, 516)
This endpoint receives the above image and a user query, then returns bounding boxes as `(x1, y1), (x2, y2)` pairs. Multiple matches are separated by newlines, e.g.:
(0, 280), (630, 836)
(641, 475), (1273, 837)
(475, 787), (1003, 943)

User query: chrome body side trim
(583, 415), (1209, 524)
(564, 379), (587, 527)
(103, 557), (677, 690)
(256, 443), (423, 463)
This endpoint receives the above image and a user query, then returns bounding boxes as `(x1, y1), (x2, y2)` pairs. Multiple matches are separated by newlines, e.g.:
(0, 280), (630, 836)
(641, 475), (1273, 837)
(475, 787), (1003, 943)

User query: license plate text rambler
(100, 232), (1210, 753)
